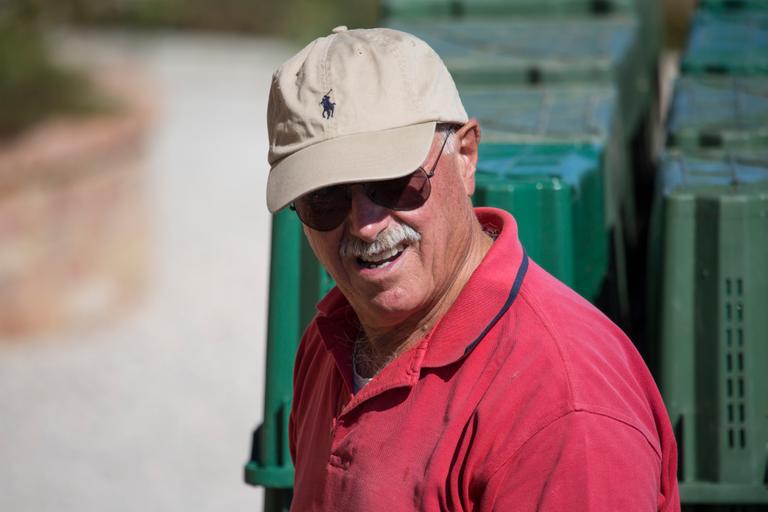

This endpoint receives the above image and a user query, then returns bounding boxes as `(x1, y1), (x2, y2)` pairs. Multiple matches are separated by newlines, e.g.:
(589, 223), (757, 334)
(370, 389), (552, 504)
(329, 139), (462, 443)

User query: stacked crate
(246, 2), (664, 509)
(467, 87), (618, 301)
(652, 1), (768, 508)
(382, 4), (661, 310)
(244, 209), (331, 511)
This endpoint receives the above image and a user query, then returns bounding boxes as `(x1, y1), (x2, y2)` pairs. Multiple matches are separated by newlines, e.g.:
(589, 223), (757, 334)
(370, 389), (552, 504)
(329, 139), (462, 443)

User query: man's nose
(346, 186), (393, 242)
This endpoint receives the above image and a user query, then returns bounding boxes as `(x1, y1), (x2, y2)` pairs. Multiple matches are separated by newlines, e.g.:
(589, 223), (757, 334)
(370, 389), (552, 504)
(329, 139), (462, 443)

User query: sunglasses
(291, 131), (451, 231)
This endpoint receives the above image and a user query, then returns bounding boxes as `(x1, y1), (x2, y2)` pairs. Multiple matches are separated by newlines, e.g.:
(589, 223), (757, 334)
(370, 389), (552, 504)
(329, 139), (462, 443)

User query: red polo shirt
(289, 207), (679, 511)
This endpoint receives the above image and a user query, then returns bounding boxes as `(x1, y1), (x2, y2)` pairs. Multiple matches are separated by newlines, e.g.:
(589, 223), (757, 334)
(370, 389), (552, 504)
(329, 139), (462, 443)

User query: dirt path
(0, 30), (293, 512)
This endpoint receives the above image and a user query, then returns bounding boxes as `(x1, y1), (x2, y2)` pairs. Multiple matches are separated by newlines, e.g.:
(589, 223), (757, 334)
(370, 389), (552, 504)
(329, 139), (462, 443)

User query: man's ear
(454, 119), (481, 196)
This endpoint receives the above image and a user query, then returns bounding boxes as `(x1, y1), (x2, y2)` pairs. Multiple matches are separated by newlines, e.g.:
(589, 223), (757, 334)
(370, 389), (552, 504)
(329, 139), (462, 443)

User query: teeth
(364, 260), (392, 269)
(358, 243), (405, 264)
(360, 247), (397, 263)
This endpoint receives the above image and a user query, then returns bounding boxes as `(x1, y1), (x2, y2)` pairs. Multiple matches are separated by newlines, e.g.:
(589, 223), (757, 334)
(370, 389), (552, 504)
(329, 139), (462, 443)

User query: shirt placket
(325, 341), (427, 474)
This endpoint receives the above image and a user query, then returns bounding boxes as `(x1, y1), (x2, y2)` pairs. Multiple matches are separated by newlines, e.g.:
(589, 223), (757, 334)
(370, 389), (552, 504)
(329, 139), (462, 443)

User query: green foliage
(0, 4), (99, 137)
(25, 0), (379, 41)
(0, 0), (378, 136)
(273, 0), (379, 41)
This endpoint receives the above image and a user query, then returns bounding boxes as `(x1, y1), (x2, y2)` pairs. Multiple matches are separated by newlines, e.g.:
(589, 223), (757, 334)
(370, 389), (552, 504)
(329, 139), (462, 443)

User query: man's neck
(354, 225), (494, 378)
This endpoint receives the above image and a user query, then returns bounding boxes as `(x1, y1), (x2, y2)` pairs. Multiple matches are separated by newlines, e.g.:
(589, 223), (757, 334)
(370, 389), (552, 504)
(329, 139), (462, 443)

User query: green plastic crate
(379, 0), (454, 16)
(462, 84), (631, 232)
(668, 76), (768, 151)
(380, 0), (635, 17)
(379, 0), (664, 67)
(682, 10), (768, 75)
(245, 210), (334, 495)
(474, 144), (608, 300)
(697, 0), (768, 11)
(386, 17), (652, 139)
(650, 151), (768, 505)
(385, 17), (635, 84)
(465, 83), (632, 311)
(464, 85), (617, 141)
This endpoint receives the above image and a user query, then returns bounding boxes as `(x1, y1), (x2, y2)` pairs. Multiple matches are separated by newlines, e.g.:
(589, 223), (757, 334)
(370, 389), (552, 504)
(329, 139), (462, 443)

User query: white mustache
(339, 222), (421, 259)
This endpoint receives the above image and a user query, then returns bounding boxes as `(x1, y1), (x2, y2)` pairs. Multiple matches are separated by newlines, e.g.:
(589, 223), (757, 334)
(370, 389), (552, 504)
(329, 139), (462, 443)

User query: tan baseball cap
(266, 26), (468, 213)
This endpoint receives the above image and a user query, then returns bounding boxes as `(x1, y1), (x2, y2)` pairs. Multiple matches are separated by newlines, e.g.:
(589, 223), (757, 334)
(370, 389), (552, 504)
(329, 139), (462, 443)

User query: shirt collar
(315, 207), (528, 373)
(420, 207), (527, 367)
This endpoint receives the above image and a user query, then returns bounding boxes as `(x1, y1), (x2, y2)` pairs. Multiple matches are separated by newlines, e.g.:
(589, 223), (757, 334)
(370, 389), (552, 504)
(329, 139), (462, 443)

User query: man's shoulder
(463, 260), (665, 475)
(510, 259), (662, 447)
(518, 261), (646, 384)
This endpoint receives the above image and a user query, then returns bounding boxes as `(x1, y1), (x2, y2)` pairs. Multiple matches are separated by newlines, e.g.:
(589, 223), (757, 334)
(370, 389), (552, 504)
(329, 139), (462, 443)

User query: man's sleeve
(481, 410), (667, 511)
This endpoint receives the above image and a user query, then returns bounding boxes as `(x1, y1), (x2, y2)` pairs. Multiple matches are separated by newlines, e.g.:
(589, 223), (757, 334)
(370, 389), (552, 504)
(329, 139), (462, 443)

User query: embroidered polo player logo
(320, 89), (336, 119)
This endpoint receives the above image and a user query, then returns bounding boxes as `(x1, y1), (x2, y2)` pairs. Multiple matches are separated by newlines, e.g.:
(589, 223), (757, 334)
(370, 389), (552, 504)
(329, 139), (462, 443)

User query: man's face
(303, 122), (480, 331)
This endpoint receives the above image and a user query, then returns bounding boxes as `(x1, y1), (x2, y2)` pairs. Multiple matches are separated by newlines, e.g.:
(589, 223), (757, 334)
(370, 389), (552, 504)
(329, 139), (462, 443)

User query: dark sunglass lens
(294, 185), (350, 231)
(365, 170), (430, 210)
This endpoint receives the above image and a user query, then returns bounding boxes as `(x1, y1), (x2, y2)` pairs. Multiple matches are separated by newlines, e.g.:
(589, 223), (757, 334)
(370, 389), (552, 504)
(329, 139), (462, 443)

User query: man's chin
(350, 285), (426, 326)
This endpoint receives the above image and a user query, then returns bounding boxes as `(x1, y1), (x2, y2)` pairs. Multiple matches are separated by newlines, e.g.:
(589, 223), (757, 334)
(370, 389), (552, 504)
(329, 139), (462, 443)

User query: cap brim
(266, 121), (437, 213)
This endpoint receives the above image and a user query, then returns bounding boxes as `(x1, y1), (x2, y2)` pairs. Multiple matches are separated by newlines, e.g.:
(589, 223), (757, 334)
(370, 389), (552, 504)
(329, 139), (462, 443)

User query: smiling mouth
(356, 244), (406, 270)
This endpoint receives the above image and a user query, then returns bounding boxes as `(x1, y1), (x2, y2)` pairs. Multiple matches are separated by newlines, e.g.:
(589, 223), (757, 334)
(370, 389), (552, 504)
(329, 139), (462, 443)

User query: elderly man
(265, 26), (680, 511)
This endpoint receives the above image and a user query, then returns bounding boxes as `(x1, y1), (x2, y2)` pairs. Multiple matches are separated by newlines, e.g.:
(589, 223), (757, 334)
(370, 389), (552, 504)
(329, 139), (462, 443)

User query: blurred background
(0, 1), (702, 511)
